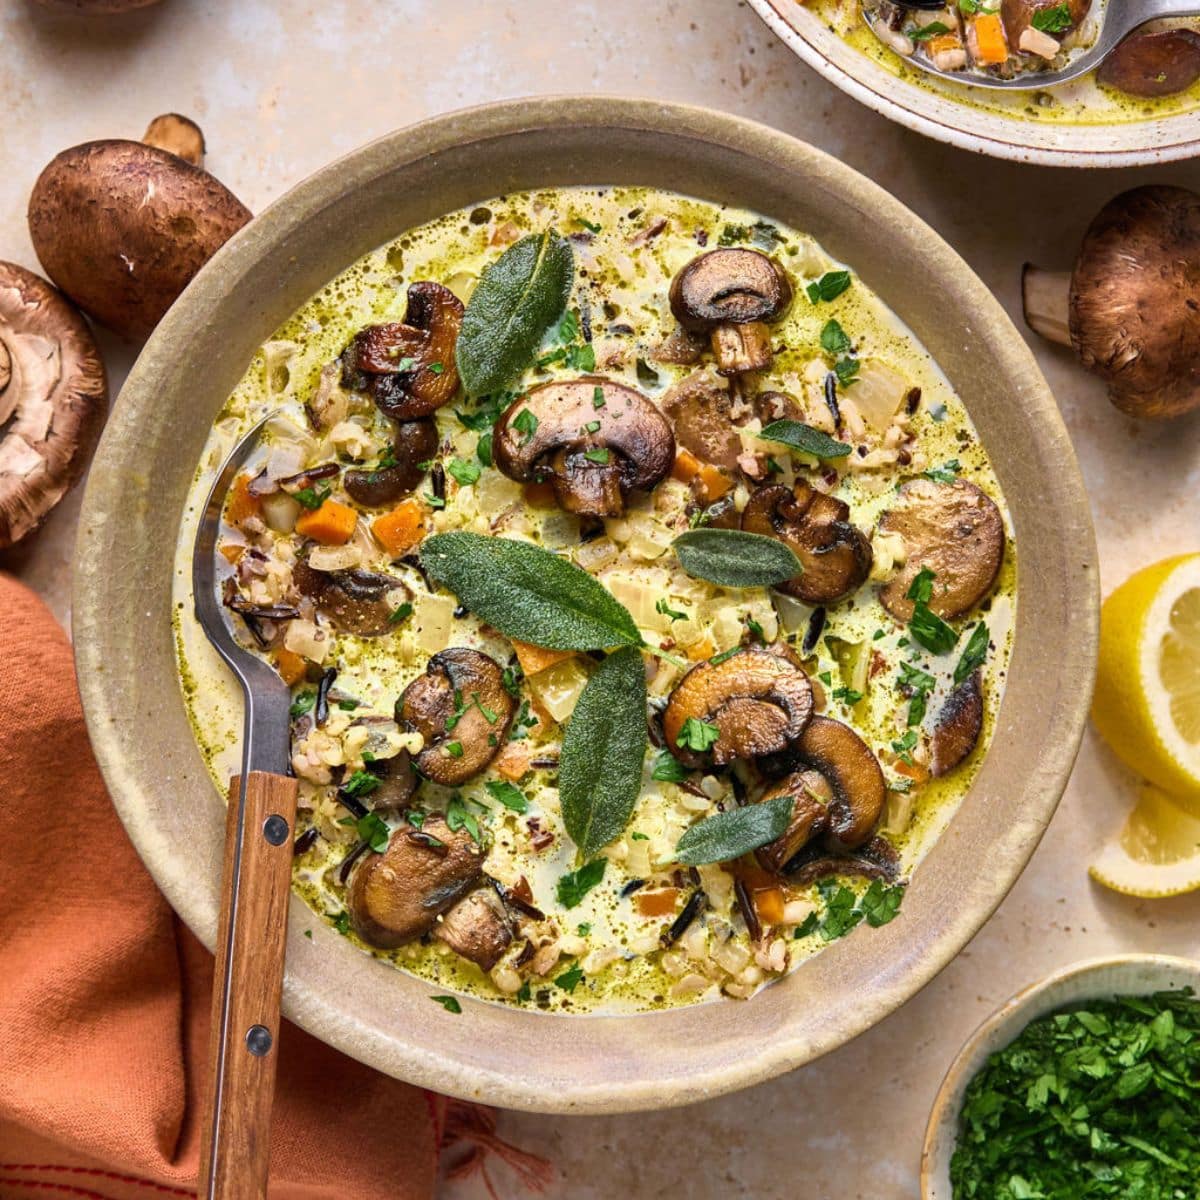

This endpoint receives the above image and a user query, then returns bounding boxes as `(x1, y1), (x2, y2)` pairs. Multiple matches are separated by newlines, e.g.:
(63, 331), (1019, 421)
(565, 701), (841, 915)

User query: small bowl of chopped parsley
(922, 955), (1200, 1200)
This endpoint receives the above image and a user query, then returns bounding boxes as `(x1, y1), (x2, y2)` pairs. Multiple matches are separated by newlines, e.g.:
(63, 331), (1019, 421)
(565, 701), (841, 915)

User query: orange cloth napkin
(0, 572), (549, 1200)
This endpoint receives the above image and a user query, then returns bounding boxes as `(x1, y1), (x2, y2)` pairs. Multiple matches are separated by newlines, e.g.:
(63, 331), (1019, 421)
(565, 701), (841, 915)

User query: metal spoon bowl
(866, 0), (1200, 89)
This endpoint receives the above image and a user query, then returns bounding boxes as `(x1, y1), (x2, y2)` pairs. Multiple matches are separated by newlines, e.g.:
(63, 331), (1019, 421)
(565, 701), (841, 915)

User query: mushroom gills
(930, 670), (984, 778)
(433, 888), (515, 971)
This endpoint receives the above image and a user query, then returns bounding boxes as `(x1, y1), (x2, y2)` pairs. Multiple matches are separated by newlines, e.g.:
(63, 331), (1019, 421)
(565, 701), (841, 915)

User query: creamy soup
(174, 186), (1015, 1013)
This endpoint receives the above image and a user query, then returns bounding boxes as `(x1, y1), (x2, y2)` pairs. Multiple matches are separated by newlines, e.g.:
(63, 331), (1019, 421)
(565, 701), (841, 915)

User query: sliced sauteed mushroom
(347, 815), (484, 949)
(397, 648), (517, 785)
(669, 248), (793, 376)
(784, 834), (901, 887)
(344, 282), (464, 420)
(1001, 0), (1089, 52)
(433, 887), (515, 971)
(930, 670), (984, 777)
(1023, 186), (1200, 419)
(742, 482), (873, 606)
(492, 376), (675, 518)
(344, 418), (437, 507)
(360, 748), (420, 812)
(878, 479), (1003, 621)
(663, 647), (813, 773)
(662, 370), (742, 470)
(292, 561), (412, 636)
(0, 262), (108, 549)
(754, 769), (833, 874)
(1098, 28), (1200, 98)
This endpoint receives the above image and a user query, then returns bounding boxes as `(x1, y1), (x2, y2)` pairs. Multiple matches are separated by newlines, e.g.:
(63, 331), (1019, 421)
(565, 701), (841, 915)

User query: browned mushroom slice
(492, 377), (675, 518)
(662, 648), (813, 772)
(741, 482), (872, 605)
(930, 671), (984, 778)
(669, 248), (792, 376)
(292, 561), (411, 637)
(344, 418), (438, 507)
(662, 371), (742, 470)
(878, 479), (1003, 622)
(1098, 29), (1200, 97)
(345, 282), (463, 420)
(791, 716), (885, 852)
(433, 888), (515, 971)
(363, 749), (420, 813)
(652, 325), (707, 366)
(755, 390), (802, 425)
(785, 835), (901, 886)
(347, 815), (484, 950)
(398, 648), (517, 786)
(754, 769), (832, 874)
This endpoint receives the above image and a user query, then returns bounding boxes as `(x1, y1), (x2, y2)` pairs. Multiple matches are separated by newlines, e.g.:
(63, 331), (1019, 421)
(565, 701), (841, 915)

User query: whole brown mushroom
(28, 116), (250, 340)
(0, 262), (108, 549)
(1098, 28), (1200, 97)
(1022, 185), (1200, 419)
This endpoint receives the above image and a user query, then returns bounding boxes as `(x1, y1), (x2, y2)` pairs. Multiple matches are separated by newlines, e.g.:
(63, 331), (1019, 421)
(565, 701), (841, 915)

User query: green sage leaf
(759, 419), (852, 460)
(673, 528), (802, 589)
(674, 794), (794, 866)
(559, 646), (648, 858)
(422, 532), (641, 650)
(456, 231), (573, 397)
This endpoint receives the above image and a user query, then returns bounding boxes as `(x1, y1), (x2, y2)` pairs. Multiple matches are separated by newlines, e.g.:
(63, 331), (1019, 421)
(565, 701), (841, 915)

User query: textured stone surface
(1, 2), (1197, 1196)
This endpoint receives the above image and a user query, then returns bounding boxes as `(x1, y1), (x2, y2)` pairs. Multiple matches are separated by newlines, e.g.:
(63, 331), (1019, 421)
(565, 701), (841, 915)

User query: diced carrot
(635, 888), (680, 918)
(218, 543), (245, 565)
(752, 886), (785, 926)
(494, 741), (535, 782)
(968, 12), (1008, 64)
(926, 32), (962, 57)
(523, 481), (558, 508)
(695, 463), (733, 503)
(671, 448), (701, 484)
(295, 498), (358, 545)
(274, 648), (307, 686)
(371, 498), (426, 556)
(686, 636), (716, 662)
(896, 758), (930, 784)
(512, 639), (574, 676)
(226, 473), (261, 527)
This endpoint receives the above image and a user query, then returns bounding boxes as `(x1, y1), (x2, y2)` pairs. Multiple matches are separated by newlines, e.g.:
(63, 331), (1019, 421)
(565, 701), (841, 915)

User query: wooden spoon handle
(199, 770), (299, 1200)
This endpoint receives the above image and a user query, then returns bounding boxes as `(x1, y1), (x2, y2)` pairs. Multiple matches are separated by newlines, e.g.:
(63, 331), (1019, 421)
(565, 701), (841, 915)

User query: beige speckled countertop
(1, 2), (1198, 1196)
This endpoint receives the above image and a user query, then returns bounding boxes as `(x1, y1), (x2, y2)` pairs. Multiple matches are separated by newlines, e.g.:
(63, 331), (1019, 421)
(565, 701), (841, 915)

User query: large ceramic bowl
(921, 955), (1200, 1196)
(749, 0), (1200, 167)
(73, 96), (1098, 1114)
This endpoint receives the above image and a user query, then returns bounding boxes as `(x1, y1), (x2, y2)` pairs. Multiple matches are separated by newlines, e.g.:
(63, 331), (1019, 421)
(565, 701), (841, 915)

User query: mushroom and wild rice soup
(174, 187), (1015, 1013)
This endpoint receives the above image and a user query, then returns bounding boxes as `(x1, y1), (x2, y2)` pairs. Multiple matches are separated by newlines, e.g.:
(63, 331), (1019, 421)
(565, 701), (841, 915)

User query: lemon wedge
(1092, 554), (1200, 804)
(1090, 784), (1200, 897)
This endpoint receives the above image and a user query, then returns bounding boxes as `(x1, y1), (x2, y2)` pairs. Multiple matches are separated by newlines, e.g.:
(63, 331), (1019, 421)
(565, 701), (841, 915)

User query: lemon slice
(1090, 784), (1200, 896)
(1092, 553), (1200, 803)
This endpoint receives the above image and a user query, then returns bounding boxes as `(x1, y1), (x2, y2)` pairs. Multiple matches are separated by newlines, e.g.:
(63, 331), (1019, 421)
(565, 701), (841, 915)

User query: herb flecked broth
(814, 0), (1200, 125)
(173, 187), (1016, 1014)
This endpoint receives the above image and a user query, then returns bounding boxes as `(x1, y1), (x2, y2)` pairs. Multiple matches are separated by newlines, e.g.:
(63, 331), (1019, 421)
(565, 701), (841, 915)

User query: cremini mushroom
(662, 370), (742, 470)
(742, 481), (873, 606)
(1001, 0), (1090, 51)
(358, 748), (420, 812)
(669, 248), (793, 376)
(0, 262), (108, 549)
(930, 670), (984, 777)
(1098, 28), (1200, 97)
(492, 376), (675, 518)
(292, 561), (412, 637)
(663, 647), (813, 774)
(1022, 186), (1200, 419)
(141, 114), (205, 166)
(878, 479), (1004, 621)
(433, 888), (515, 970)
(397, 648), (517, 786)
(754, 768), (833, 874)
(344, 418), (437, 507)
(27, 116), (251, 340)
(347, 815), (484, 949)
(343, 283), (464, 420)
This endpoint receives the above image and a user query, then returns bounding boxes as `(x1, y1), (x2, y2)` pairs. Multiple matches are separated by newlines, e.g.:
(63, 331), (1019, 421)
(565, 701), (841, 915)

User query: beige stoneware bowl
(921, 954), (1200, 1196)
(749, 0), (1200, 167)
(74, 97), (1097, 1113)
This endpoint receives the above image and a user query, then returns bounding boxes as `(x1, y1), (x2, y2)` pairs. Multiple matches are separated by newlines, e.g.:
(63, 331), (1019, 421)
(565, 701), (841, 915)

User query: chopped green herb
(891, 728), (919, 765)
(794, 911), (820, 938)
(331, 911), (351, 935)
(910, 20), (951, 40)
(656, 597), (687, 622)
(428, 362), (445, 375)
(388, 602), (413, 625)
(430, 995), (462, 1013)
(630, 831), (649, 841)
(444, 741), (464, 759)
(446, 794), (482, 845)
(515, 981), (532, 1002)
(592, 386), (605, 409)
(293, 485), (331, 510)
(954, 622), (990, 684)
(923, 459), (961, 484)
(820, 319), (853, 356)
(425, 492), (446, 509)
(816, 880), (864, 940)
(513, 408), (539, 444)
(898, 661), (936, 726)
(557, 859), (607, 909)
(554, 962), (585, 993)
(651, 752), (690, 782)
(303, 929), (313, 939)
(831, 686), (863, 706)
(485, 779), (529, 813)
(342, 769), (381, 799)
(290, 691), (316, 718)
(910, 603), (959, 655)
(859, 879), (905, 927)
(476, 432), (493, 467)
(677, 717), (720, 752)
(583, 447), (610, 464)
(446, 457), (481, 486)
(806, 270), (852, 304)
(352, 810), (391, 853)
(577, 217), (601, 234)
(1031, 1), (1072, 32)
(576, 922), (592, 936)
(906, 566), (936, 604)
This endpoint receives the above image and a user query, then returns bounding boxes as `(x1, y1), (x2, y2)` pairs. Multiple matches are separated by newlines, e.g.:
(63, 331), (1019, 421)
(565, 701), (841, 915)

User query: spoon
(193, 417), (299, 1200)
(867, 0), (1200, 89)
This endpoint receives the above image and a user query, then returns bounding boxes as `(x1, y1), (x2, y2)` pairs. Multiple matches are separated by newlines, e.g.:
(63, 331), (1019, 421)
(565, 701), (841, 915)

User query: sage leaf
(559, 646), (648, 858)
(674, 794), (794, 866)
(673, 528), (802, 589)
(456, 231), (573, 397)
(759, 419), (851, 460)
(422, 531), (641, 650)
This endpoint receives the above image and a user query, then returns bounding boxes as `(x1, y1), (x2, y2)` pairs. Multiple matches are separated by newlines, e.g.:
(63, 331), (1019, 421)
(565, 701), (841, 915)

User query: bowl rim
(920, 953), (1200, 1197)
(748, 0), (1200, 168)
(73, 95), (1099, 1113)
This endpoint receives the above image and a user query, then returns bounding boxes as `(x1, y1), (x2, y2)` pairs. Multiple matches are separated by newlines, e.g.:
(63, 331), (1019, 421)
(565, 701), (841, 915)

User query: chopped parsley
(651, 752), (690, 782)
(923, 459), (961, 484)
(484, 779), (528, 813)
(446, 794), (482, 845)
(350, 810), (390, 852)
(293, 485), (331, 510)
(954, 621), (990, 684)
(430, 995), (462, 1013)
(831, 686), (864, 706)
(513, 408), (539, 444)
(446, 457), (481, 486)
(677, 717), (720, 752)
(806, 270), (852, 304)
(1031, 1), (1072, 33)
(820, 318), (853, 356)
(388, 602), (413, 625)
(656, 597), (688, 622)
(444, 741), (464, 759)
(290, 690), (316, 718)
(910, 20), (951, 40)
(557, 859), (606, 909)
(342, 769), (381, 799)
(892, 728), (919, 765)
(583, 447), (610, 465)
(554, 962), (585, 993)
(331, 911), (351, 935)
(898, 661), (936, 726)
